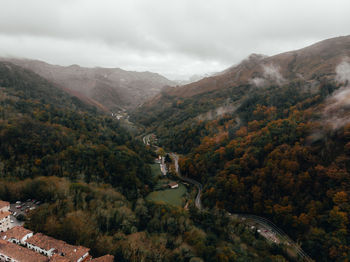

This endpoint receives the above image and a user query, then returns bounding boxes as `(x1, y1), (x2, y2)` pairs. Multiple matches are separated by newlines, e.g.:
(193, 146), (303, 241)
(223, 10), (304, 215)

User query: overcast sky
(0, 0), (349, 80)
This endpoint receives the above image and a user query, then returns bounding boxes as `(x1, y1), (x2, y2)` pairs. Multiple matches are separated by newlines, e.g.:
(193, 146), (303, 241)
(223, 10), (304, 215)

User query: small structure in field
(168, 182), (179, 189)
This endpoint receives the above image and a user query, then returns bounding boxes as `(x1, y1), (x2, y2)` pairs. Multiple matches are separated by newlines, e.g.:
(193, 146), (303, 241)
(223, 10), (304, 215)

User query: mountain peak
(247, 53), (268, 61)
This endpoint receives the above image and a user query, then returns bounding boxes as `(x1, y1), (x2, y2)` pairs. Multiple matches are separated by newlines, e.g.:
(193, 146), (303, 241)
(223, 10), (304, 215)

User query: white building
(0, 223), (113, 261)
(25, 233), (58, 257)
(0, 211), (11, 233)
(0, 201), (14, 233)
(0, 226), (33, 245)
(0, 239), (48, 262)
(168, 182), (179, 189)
(26, 233), (90, 262)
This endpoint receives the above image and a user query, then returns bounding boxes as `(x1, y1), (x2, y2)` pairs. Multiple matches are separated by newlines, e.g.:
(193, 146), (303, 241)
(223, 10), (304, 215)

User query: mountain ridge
(134, 35), (350, 133)
(161, 35), (350, 98)
(131, 34), (350, 262)
(0, 58), (175, 111)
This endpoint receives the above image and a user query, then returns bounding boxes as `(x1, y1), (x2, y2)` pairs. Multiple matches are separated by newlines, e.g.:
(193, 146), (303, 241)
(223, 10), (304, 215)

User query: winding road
(171, 152), (312, 262)
(144, 136), (312, 261)
(234, 214), (312, 261)
(171, 153), (202, 209)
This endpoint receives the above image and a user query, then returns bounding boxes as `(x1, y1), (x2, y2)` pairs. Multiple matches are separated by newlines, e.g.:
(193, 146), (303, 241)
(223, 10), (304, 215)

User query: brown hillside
(0, 59), (175, 111)
(166, 35), (350, 98)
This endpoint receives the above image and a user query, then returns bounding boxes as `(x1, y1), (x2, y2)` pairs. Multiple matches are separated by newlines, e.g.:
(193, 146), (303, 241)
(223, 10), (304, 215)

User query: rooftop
(0, 226), (33, 241)
(0, 239), (48, 262)
(0, 200), (9, 209)
(91, 254), (115, 262)
(27, 233), (90, 261)
(26, 233), (58, 250)
(50, 254), (71, 262)
(0, 210), (11, 220)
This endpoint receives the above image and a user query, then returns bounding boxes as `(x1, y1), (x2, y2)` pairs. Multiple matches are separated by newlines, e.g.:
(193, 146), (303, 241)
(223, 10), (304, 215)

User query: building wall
(0, 215), (11, 233)
(8, 238), (20, 245)
(26, 243), (53, 257)
(0, 206), (9, 212)
(0, 251), (13, 262)
(0, 202), (9, 213)
(0, 202), (11, 233)
(21, 233), (33, 245)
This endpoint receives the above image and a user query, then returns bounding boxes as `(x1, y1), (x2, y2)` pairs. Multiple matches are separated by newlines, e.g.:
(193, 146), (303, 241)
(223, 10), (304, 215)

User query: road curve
(143, 137), (312, 262)
(142, 135), (203, 209)
(235, 214), (312, 262)
(171, 153), (203, 209)
(171, 152), (312, 262)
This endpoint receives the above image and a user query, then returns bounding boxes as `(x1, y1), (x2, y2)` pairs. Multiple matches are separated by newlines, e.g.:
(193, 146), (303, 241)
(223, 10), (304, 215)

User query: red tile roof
(0, 226), (32, 241)
(0, 210), (10, 220)
(26, 233), (58, 250)
(91, 254), (115, 262)
(50, 254), (71, 262)
(27, 233), (89, 261)
(0, 239), (48, 262)
(55, 243), (89, 262)
(0, 200), (9, 209)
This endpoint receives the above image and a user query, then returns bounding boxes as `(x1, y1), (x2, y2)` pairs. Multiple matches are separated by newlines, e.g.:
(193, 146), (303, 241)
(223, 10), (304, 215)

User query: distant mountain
(162, 35), (350, 98)
(132, 34), (350, 154)
(135, 35), (350, 123)
(173, 73), (215, 85)
(0, 58), (175, 111)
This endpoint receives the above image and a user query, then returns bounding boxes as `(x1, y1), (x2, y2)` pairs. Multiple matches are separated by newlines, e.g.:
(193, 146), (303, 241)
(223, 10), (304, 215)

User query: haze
(0, 0), (349, 80)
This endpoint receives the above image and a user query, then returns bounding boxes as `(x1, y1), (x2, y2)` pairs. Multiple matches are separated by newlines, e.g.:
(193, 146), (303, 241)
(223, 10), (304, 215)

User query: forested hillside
(0, 61), (291, 261)
(0, 62), (155, 198)
(1, 58), (175, 111)
(0, 176), (294, 261)
(132, 36), (350, 261)
(176, 81), (350, 261)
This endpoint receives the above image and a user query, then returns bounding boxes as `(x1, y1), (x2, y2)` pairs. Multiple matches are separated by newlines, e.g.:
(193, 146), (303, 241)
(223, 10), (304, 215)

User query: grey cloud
(249, 77), (266, 88)
(262, 64), (285, 85)
(336, 59), (350, 83)
(321, 60), (350, 130)
(0, 0), (350, 79)
(249, 63), (285, 88)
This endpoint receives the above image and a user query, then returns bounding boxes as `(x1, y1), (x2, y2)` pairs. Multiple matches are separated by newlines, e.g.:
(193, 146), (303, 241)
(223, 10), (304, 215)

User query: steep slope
(0, 61), (153, 198)
(133, 35), (350, 143)
(167, 35), (350, 98)
(132, 35), (350, 261)
(0, 61), (293, 262)
(1, 58), (175, 111)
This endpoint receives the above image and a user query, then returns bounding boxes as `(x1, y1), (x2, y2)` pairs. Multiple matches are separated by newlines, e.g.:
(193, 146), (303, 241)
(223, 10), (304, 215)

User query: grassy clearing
(146, 183), (187, 207)
(150, 164), (162, 178)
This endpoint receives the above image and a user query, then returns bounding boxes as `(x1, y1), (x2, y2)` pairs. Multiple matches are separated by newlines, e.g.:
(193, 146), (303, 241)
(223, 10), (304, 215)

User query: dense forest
(133, 74), (350, 261)
(0, 176), (291, 261)
(0, 62), (154, 199)
(0, 62), (291, 261)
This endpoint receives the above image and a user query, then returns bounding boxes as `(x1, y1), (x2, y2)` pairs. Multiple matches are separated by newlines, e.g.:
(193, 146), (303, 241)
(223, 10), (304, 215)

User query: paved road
(171, 152), (312, 262)
(142, 136), (312, 261)
(231, 214), (312, 261)
(171, 153), (202, 209)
